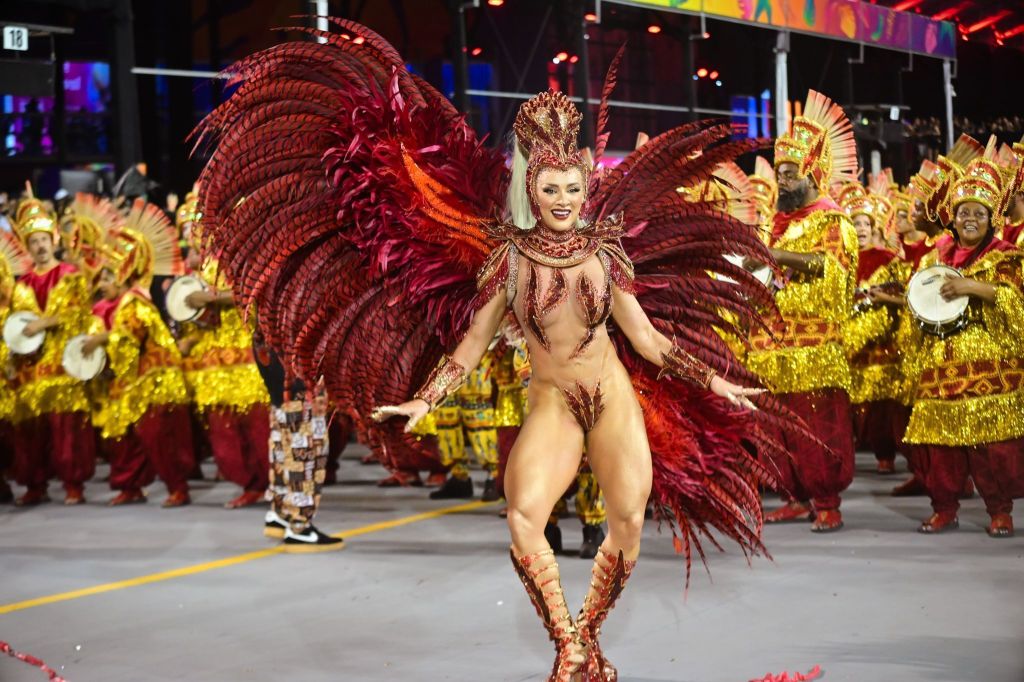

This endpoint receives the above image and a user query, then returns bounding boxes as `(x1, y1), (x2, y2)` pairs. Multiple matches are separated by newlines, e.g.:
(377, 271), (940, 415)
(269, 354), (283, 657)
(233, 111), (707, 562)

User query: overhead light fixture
(709, 70), (719, 80)
(697, 68), (708, 78)
(647, 24), (662, 34)
(569, 55), (579, 64)
(585, 12), (598, 22)
(556, 51), (569, 61)
(471, 47), (483, 56)
(487, 0), (504, 6)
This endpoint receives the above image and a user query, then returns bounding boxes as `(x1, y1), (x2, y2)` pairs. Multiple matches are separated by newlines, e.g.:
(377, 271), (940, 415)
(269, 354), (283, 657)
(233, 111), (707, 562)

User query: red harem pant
(13, 411), (96, 492)
(108, 405), (195, 494)
(853, 400), (910, 463)
(911, 439), (1024, 516)
(206, 404), (271, 492)
(761, 389), (855, 512)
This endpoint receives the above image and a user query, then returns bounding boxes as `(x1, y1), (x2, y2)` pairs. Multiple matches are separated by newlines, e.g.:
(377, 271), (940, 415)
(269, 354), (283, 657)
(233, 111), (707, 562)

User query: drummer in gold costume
(176, 231), (271, 509)
(885, 139), (984, 496)
(839, 180), (908, 475)
(9, 192), (98, 506)
(749, 91), (860, 533)
(0, 231), (31, 503)
(903, 155), (1024, 537)
(82, 199), (194, 507)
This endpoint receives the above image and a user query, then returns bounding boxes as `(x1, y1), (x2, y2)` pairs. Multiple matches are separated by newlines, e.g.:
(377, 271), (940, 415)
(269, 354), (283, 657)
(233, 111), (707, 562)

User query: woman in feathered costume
(193, 19), (807, 681)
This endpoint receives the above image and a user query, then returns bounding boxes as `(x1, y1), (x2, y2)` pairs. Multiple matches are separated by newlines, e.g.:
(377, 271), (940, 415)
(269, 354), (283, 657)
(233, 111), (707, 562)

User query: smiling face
(953, 201), (991, 248)
(853, 214), (875, 248)
(533, 167), (585, 232)
(26, 232), (56, 268)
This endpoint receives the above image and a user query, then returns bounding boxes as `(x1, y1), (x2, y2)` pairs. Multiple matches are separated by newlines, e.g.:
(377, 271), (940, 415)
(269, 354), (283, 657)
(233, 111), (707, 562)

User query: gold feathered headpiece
(102, 199), (184, 286)
(774, 90), (859, 190)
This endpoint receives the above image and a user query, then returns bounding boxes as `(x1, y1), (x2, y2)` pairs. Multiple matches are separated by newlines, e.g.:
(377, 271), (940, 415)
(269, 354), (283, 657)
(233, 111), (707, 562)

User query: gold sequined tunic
(903, 246), (1024, 446)
(95, 291), (191, 439)
(746, 207), (858, 393)
(179, 259), (270, 412)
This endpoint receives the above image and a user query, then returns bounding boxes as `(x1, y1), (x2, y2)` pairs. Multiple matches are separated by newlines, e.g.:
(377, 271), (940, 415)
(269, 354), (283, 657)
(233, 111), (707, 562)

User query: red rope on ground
(750, 665), (823, 682)
(0, 641), (68, 681)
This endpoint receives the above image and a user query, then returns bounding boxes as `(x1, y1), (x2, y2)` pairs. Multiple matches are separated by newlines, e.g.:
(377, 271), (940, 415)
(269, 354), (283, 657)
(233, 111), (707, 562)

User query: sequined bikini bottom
(561, 380), (605, 432)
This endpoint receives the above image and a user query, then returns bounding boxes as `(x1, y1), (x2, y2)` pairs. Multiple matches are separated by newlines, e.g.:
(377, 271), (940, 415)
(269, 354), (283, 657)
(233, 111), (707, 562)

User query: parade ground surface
(2, 448), (1022, 682)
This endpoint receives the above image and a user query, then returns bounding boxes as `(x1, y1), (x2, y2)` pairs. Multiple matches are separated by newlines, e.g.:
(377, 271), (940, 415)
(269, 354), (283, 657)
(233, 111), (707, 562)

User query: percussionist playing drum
(79, 200), (195, 507)
(903, 155), (1024, 537)
(9, 191), (98, 506)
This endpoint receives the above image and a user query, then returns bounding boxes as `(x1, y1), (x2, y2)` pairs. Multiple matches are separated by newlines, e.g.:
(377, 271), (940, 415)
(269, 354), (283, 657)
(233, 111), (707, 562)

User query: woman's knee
(506, 503), (546, 541)
(608, 507), (646, 542)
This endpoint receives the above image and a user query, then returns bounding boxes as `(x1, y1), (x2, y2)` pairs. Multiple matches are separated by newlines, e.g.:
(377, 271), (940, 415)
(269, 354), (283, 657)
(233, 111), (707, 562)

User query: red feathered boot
(576, 548), (636, 682)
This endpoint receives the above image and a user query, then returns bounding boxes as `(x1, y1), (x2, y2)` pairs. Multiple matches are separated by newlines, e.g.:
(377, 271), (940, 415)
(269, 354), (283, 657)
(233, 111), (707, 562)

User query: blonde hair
(504, 134), (590, 231)
(506, 136), (536, 230)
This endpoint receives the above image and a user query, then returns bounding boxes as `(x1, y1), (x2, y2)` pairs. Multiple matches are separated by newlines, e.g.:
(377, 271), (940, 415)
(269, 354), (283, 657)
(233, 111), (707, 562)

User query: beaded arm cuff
(414, 355), (468, 409)
(660, 344), (717, 389)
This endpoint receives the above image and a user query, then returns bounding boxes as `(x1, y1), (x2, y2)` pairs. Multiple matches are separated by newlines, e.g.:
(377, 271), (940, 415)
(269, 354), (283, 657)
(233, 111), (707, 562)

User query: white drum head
(722, 254), (772, 287)
(751, 265), (773, 286)
(166, 275), (206, 323)
(907, 264), (969, 325)
(62, 335), (107, 381)
(3, 311), (44, 355)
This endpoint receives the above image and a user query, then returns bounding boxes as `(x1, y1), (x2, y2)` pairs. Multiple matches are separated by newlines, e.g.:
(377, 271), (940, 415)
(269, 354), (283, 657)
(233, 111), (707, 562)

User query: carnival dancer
(176, 229), (271, 509)
(9, 191), (98, 506)
(748, 91), (860, 532)
(0, 232), (31, 503)
(886, 139), (984, 496)
(82, 199), (194, 507)
(839, 181), (908, 475)
(903, 155), (1024, 538)
(196, 24), (810, 679)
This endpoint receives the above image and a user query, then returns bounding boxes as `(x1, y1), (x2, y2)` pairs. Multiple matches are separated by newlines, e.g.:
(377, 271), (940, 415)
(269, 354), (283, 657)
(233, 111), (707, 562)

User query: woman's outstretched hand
(709, 376), (765, 411)
(371, 399), (431, 433)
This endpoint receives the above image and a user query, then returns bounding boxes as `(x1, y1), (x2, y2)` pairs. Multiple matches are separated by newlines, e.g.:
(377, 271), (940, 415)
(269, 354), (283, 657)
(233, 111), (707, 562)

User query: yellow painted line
(0, 499), (493, 616)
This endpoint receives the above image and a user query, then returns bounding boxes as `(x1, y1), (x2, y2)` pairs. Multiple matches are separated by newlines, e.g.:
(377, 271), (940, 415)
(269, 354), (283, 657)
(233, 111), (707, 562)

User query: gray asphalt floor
(1, 448), (1022, 682)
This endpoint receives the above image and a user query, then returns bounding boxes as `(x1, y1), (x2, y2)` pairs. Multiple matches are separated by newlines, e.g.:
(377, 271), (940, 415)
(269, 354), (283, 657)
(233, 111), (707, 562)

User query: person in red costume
(9, 192), (98, 506)
(903, 155), (1024, 537)
(83, 199), (194, 508)
(839, 183), (908, 476)
(747, 91), (860, 533)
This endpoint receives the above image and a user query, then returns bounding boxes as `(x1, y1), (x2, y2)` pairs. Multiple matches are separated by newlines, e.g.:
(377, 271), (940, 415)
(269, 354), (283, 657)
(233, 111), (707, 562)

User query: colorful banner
(618, 0), (957, 59)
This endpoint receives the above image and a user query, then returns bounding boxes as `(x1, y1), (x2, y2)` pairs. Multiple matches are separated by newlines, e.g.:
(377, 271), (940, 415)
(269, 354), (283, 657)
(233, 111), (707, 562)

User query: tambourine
(166, 275), (208, 323)
(62, 334), (107, 381)
(3, 311), (45, 355)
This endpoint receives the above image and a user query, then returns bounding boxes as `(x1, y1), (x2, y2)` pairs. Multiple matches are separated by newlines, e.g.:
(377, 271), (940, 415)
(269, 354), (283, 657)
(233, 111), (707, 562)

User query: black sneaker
(480, 477), (500, 502)
(264, 510), (288, 539)
(579, 523), (605, 559)
(282, 525), (345, 553)
(429, 475), (474, 500)
(544, 522), (564, 555)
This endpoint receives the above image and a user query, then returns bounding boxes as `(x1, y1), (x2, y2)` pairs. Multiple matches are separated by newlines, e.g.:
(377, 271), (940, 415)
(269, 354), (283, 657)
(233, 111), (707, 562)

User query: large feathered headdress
(774, 90), (858, 190)
(61, 192), (123, 280)
(102, 199), (184, 286)
(911, 133), (983, 225)
(0, 229), (31, 293)
(13, 185), (58, 246)
(512, 90), (589, 216)
(949, 150), (1005, 229)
